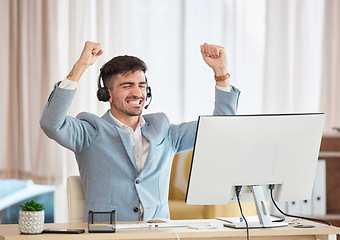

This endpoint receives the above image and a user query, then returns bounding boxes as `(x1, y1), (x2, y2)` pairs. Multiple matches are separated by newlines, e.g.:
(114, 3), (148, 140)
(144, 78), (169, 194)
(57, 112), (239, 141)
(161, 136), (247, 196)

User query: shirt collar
(109, 111), (146, 130)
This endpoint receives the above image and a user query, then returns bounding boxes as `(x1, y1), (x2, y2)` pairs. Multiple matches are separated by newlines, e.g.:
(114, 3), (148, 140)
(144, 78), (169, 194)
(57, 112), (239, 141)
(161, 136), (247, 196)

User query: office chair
(66, 176), (85, 223)
(168, 151), (257, 219)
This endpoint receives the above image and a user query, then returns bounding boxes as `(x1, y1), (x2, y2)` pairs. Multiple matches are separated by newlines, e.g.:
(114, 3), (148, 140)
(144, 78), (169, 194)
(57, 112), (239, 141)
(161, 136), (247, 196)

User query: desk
(1, 219), (340, 240)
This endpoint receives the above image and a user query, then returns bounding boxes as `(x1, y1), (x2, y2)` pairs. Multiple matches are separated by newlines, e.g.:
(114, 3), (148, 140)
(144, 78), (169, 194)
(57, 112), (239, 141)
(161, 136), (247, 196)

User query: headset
(97, 63), (152, 109)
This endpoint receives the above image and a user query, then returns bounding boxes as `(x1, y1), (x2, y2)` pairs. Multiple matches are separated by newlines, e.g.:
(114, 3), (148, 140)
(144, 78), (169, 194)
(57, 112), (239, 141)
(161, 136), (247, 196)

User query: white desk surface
(1, 218), (340, 240)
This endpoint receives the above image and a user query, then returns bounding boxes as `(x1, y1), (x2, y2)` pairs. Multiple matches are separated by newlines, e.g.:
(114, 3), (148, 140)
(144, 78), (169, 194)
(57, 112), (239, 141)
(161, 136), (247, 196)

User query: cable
(269, 184), (340, 238)
(174, 231), (180, 240)
(235, 186), (249, 240)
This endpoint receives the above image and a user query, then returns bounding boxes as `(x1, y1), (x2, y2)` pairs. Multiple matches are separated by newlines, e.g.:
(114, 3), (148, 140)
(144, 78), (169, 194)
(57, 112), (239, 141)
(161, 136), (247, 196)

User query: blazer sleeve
(169, 86), (240, 153)
(213, 86), (240, 115)
(40, 83), (97, 153)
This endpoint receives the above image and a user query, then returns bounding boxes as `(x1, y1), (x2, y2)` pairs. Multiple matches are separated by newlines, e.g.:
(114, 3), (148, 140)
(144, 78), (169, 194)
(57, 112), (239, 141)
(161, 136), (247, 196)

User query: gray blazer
(40, 83), (240, 221)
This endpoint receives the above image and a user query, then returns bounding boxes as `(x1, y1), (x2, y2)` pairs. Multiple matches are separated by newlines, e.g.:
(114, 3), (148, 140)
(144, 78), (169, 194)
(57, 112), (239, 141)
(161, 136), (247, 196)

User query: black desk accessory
(88, 210), (116, 233)
(43, 229), (85, 234)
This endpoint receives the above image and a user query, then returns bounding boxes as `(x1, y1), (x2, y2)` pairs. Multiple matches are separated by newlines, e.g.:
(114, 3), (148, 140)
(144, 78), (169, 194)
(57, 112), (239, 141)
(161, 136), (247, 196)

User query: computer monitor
(185, 113), (325, 228)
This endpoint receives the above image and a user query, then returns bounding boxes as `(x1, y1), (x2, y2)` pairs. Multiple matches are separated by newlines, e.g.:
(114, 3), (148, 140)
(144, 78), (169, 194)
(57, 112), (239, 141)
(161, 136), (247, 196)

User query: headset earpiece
(97, 87), (110, 102)
(146, 86), (152, 99)
(144, 86), (152, 109)
(144, 77), (152, 109)
(97, 63), (110, 102)
(145, 76), (152, 100)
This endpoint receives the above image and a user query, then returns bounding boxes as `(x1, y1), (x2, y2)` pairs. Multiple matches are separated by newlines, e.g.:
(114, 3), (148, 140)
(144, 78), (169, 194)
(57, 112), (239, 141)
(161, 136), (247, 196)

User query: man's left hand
(200, 43), (228, 77)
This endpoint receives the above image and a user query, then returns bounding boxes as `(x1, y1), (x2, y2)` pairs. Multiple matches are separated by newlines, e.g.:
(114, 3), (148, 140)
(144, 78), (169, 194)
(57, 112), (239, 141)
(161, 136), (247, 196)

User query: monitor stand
(224, 185), (288, 229)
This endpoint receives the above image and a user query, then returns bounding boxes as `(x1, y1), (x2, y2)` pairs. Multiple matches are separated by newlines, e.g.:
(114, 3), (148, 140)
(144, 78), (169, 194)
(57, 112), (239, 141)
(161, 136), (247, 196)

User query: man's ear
(107, 89), (113, 103)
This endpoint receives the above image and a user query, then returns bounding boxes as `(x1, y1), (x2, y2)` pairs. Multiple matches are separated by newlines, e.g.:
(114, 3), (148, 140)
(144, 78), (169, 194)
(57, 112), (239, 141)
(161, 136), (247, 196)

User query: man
(40, 41), (240, 222)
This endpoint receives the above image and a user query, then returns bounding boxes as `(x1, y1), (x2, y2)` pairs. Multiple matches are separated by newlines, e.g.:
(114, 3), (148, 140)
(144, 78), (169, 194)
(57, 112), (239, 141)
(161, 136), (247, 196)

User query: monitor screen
(185, 113), (325, 206)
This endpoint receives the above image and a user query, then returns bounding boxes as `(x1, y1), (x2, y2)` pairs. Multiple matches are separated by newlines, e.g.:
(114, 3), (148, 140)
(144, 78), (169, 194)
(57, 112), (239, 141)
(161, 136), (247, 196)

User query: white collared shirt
(108, 112), (150, 174)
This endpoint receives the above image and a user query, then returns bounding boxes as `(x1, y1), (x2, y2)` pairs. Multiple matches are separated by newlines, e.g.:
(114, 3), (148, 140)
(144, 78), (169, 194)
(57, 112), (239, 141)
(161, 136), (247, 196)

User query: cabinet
(318, 134), (340, 226)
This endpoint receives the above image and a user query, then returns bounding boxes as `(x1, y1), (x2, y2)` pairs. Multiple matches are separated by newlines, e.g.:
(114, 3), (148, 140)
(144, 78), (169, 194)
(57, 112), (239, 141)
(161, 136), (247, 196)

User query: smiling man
(99, 55), (149, 129)
(40, 41), (240, 222)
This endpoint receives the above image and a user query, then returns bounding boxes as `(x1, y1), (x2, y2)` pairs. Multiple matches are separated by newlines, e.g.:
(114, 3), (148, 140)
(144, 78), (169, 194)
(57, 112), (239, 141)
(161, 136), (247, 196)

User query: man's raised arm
(39, 41), (103, 152)
(67, 41), (103, 83)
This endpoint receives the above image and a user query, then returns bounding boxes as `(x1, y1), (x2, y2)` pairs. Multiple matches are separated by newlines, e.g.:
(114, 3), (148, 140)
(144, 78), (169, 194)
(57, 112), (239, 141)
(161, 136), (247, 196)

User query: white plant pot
(18, 209), (45, 234)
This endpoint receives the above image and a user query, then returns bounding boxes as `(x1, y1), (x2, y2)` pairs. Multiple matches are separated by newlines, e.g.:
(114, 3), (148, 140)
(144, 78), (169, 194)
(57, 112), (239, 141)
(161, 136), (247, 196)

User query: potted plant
(18, 199), (45, 234)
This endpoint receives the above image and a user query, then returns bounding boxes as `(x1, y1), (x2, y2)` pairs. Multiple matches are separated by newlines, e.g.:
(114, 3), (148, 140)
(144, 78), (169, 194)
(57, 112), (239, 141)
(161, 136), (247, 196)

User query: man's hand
(200, 43), (228, 77)
(201, 43), (229, 87)
(77, 41), (103, 67)
(67, 41), (103, 82)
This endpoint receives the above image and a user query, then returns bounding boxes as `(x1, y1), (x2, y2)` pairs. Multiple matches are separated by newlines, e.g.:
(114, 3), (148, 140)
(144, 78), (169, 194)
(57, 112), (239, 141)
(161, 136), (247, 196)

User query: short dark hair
(101, 55), (147, 88)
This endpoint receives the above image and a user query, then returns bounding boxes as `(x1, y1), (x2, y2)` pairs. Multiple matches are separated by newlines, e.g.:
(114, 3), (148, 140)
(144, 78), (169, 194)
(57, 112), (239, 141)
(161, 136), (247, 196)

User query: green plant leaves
(19, 199), (45, 211)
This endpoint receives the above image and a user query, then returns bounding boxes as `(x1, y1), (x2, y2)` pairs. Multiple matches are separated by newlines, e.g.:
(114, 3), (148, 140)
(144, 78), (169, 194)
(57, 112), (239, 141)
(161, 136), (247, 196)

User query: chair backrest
(169, 151), (193, 201)
(66, 176), (85, 223)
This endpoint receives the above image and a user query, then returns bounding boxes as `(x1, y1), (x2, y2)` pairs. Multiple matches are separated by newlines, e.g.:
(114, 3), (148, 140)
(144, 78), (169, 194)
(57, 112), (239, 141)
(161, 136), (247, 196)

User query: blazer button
(133, 207), (139, 212)
(135, 179), (140, 184)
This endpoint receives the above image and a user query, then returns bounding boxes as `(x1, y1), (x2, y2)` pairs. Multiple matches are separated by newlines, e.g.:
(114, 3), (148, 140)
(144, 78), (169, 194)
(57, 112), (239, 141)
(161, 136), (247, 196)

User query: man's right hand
(67, 41), (103, 82)
(77, 41), (103, 67)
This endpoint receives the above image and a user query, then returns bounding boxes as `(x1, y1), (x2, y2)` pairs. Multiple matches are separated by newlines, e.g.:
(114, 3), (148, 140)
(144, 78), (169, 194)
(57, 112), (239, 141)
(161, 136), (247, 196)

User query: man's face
(108, 70), (147, 119)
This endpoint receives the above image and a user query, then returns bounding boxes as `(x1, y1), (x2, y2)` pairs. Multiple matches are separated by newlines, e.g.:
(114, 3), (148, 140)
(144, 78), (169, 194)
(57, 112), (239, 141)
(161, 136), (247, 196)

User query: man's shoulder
(75, 111), (106, 126)
(76, 111), (100, 120)
(142, 113), (172, 135)
(143, 112), (170, 125)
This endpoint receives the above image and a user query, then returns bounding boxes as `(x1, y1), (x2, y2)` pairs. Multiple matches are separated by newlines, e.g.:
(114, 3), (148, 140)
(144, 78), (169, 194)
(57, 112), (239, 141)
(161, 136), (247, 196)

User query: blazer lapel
(102, 111), (137, 171)
(140, 123), (159, 173)
(116, 128), (137, 170)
